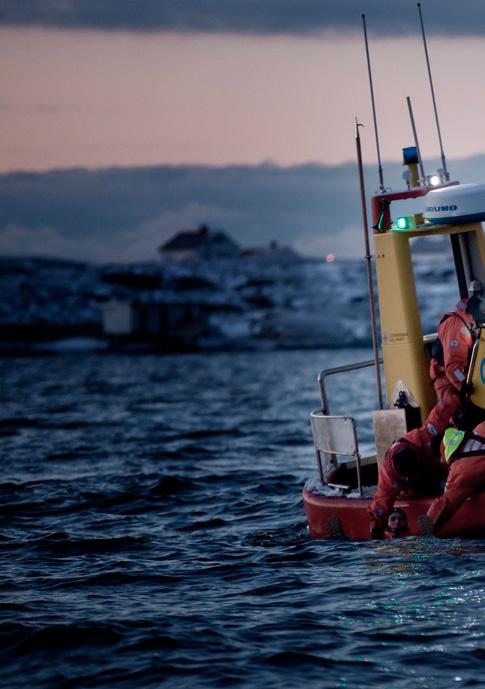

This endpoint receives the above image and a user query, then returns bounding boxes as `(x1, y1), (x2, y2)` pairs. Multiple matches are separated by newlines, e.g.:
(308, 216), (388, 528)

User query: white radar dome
(424, 183), (485, 225)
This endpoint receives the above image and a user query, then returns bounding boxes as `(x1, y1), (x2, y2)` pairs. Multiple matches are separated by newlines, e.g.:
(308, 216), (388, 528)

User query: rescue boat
(302, 11), (485, 540)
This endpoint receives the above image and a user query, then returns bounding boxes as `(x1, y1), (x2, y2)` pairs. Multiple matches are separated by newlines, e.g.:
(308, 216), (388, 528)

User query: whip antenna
(362, 14), (385, 192)
(406, 96), (426, 183)
(355, 119), (384, 410)
(417, 2), (449, 180)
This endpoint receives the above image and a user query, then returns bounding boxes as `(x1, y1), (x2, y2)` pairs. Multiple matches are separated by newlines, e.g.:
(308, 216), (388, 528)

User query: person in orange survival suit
(418, 422), (485, 535)
(369, 284), (485, 538)
(429, 281), (484, 429)
(368, 393), (457, 539)
(368, 438), (447, 539)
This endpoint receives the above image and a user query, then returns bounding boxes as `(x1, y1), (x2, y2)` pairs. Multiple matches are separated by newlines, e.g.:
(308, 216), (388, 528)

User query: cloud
(0, 155), (483, 264)
(1, 0), (485, 37)
(0, 223), (105, 262)
(111, 202), (246, 263)
(0, 163), (363, 262)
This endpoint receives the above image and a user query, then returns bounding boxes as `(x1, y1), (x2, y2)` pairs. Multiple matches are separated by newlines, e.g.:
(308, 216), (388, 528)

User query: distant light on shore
(326, 253), (336, 263)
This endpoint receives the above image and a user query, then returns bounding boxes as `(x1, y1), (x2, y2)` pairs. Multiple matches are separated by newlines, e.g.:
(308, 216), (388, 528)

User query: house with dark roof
(159, 225), (240, 263)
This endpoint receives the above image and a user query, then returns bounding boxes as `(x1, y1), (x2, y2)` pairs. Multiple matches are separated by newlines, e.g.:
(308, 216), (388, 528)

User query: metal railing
(313, 333), (438, 492)
(317, 358), (383, 416)
(317, 331), (437, 415)
(314, 358), (382, 495)
(310, 411), (364, 495)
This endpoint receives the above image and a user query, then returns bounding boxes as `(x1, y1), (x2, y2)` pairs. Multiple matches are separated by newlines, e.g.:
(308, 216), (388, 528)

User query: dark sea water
(1, 350), (485, 689)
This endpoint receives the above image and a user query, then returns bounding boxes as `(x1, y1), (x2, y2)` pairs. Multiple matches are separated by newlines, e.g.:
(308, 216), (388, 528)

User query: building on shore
(159, 225), (240, 263)
(101, 299), (212, 352)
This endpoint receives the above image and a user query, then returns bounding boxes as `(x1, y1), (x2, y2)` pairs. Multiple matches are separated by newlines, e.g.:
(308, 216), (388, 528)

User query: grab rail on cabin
(317, 359), (383, 416)
(317, 332), (437, 414)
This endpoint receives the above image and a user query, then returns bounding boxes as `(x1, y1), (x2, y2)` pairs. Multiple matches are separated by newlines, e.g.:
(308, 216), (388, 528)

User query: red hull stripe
(303, 488), (485, 540)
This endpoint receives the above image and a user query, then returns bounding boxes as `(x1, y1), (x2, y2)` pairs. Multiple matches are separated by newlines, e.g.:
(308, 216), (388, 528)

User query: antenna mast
(417, 2), (449, 181)
(406, 96), (426, 183)
(362, 14), (385, 192)
(355, 119), (384, 410)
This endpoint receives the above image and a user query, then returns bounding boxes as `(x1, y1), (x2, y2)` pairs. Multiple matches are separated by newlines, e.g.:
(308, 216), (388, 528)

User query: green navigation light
(395, 215), (415, 231)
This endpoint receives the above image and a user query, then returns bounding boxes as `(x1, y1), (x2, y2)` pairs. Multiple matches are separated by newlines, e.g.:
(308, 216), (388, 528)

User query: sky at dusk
(1, 0), (485, 262)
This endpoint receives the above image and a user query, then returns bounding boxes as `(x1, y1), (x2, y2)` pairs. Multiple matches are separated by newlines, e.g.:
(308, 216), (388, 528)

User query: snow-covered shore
(0, 253), (455, 354)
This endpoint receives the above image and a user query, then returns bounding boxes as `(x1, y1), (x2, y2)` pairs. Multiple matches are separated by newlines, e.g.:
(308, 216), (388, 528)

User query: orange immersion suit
(369, 300), (477, 535)
(426, 421), (485, 532)
(429, 298), (477, 400)
(368, 393), (456, 534)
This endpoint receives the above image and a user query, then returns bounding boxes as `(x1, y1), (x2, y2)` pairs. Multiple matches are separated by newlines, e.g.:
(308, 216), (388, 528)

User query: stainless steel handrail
(314, 333), (438, 491)
(317, 359), (383, 416)
(317, 332), (437, 414)
(316, 359), (382, 495)
(310, 411), (364, 496)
